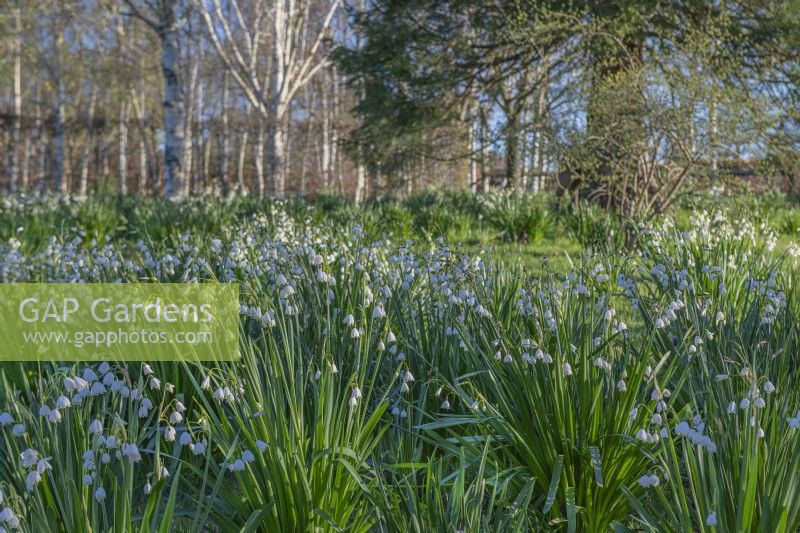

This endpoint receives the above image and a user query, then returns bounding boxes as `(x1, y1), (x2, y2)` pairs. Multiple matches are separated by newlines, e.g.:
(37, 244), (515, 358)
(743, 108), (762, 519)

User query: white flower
(144, 482), (152, 495)
(20, 448), (39, 468)
(82, 474), (93, 485)
(228, 459), (245, 472)
(343, 314), (355, 326)
(705, 512), (717, 526)
(12, 423), (25, 436)
(149, 377), (161, 390)
(404, 371), (415, 383)
(121, 443), (141, 462)
(55, 395), (71, 409)
(37, 457), (52, 474)
(25, 470), (41, 491)
(94, 487), (106, 501)
(256, 440), (268, 453)
(47, 409), (62, 423)
(0, 412), (13, 426)
(191, 440), (206, 455)
(763, 381), (775, 394)
(38, 405), (51, 417)
(637, 474), (660, 488)
(63, 377), (77, 391)
(440, 400), (451, 410)
(169, 411), (183, 424)
(201, 375), (212, 390)
(164, 426), (176, 442)
(726, 401), (736, 414)
(89, 419), (103, 434)
(179, 432), (192, 446)
(562, 363), (573, 376)
(739, 398), (750, 410)
(242, 450), (255, 463)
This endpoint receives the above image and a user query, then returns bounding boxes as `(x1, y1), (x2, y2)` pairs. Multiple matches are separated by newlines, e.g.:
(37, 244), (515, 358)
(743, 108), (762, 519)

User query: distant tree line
(339, 0), (800, 218)
(0, 0), (798, 213)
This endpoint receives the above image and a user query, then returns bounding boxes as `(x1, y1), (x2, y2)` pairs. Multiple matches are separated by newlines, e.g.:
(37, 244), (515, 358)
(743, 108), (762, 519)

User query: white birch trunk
(220, 72), (231, 195)
(79, 88), (97, 197)
(118, 100), (129, 195)
(321, 80), (331, 190)
(160, 4), (185, 199)
(270, 117), (288, 197)
(237, 107), (251, 194)
(255, 125), (266, 197)
(709, 98), (718, 175)
(469, 112), (479, 193)
(11, 6), (22, 192)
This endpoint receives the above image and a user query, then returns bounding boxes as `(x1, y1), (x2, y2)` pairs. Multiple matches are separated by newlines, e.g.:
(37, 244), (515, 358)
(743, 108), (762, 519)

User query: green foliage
(3, 193), (800, 532)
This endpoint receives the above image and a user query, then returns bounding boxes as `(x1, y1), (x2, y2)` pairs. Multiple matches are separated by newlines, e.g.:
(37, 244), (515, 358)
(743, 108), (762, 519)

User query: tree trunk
(202, 134), (211, 192)
(79, 88), (97, 197)
(182, 50), (199, 196)
(520, 109), (531, 191)
(269, 118), (288, 197)
(118, 100), (129, 195)
(54, 59), (67, 194)
(159, 5), (185, 199)
(220, 72), (230, 195)
(237, 110), (250, 194)
(504, 113), (518, 189)
(355, 147), (366, 204)
(709, 97), (718, 175)
(10, 6), (22, 192)
(331, 66), (342, 190)
(35, 84), (46, 190)
(480, 106), (489, 193)
(255, 124), (266, 197)
(469, 108), (479, 193)
(22, 132), (31, 191)
(321, 80), (331, 190)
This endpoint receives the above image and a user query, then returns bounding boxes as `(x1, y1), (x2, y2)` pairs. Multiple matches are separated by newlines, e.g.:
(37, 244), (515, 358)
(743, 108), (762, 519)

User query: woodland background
(0, 1), (797, 219)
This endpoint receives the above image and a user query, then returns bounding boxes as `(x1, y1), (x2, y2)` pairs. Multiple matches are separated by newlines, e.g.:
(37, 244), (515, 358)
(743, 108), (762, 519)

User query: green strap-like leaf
(543, 455), (564, 514)
(589, 446), (604, 487)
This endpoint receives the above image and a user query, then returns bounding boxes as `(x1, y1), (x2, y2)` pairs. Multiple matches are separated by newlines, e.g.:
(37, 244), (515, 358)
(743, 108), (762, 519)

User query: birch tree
(198, 0), (340, 197)
(123, 0), (186, 199)
(10, 5), (22, 192)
